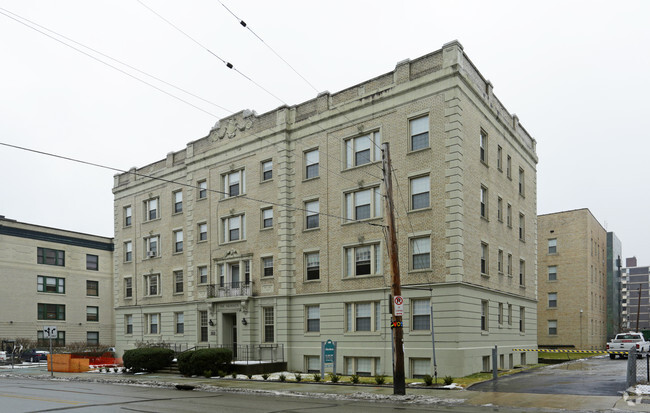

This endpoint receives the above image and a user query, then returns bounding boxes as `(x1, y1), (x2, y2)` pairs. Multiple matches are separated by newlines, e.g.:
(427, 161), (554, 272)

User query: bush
(423, 374), (434, 386)
(177, 348), (233, 376)
(350, 374), (359, 384)
(374, 375), (385, 385)
(295, 373), (302, 382)
(328, 372), (341, 383)
(262, 373), (270, 380)
(279, 373), (286, 382)
(122, 348), (174, 373)
(313, 373), (321, 382)
(443, 375), (454, 385)
(203, 370), (212, 378)
(231, 372), (237, 379)
(247, 373), (253, 379)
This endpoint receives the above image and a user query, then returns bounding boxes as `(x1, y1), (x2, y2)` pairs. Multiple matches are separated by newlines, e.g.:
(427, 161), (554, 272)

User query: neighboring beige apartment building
(0, 216), (114, 347)
(112, 40), (538, 377)
(537, 209), (607, 349)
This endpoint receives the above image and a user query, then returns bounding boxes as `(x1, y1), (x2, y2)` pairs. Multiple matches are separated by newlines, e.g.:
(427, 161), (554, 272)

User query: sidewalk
(1, 363), (648, 412)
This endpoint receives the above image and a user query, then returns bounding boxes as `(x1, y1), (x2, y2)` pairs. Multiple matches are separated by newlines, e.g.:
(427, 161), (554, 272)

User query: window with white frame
(144, 198), (158, 221)
(548, 265), (557, 281)
(481, 300), (489, 331)
(409, 116), (429, 151)
(222, 214), (244, 242)
(548, 320), (557, 335)
(306, 305), (320, 332)
(412, 299), (430, 330)
(305, 252), (320, 280)
(124, 206), (132, 227)
(198, 180), (207, 199)
(548, 238), (557, 254)
(147, 313), (160, 334)
(261, 159), (272, 181)
(198, 223), (208, 241)
(305, 200), (319, 229)
(145, 235), (159, 258)
(306, 356), (320, 373)
(344, 243), (381, 277)
(223, 169), (245, 198)
(37, 276), (65, 294)
(217, 259), (251, 287)
(198, 266), (208, 284)
(548, 292), (557, 308)
(480, 186), (488, 218)
(125, 314), (133, 334)
(262, 207), (273, 229)
(345, 187), (381, 221)
(173, 190), (183, 213)
(176, 312), (184, 334)
(481, 243), (489, 275)
(262, 257), (273, 277)
(411, 358), (430, 379)
(480, 130), (488, 163)
(410, 175), (430, 210)
(344, 357), (379, 377)
(497, 249), (503, 274)
(124, 277), (132, 298)
(497, 197), (503, 222)
(305, 149), (319, 179)
(345, 131), (381, 168)
(346, 302), (381, 332)
(410, 236), (430, 270)
(174, 270), (184, 293)
(145, 274), (160, 296)
(124, 241), (132, 262)
(519, 259), (526, 286)
(174, 230), (183, 253)
(263, 307), (274, 343)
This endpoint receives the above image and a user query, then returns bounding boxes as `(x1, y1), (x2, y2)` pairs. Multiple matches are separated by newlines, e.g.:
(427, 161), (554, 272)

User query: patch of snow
(442, 383), (463, 390)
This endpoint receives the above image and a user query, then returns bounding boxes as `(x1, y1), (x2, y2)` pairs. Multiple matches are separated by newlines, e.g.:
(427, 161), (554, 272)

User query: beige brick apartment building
(537, 209), (607, 349)
(112, 41), (538, 377)
(0, 216), (114, 347)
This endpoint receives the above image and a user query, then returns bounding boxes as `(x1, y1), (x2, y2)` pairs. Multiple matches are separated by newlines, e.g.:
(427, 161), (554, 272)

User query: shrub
(177, 351), (195, 376)
(203, 370), (212, 378)
(423, 374), (434, 386)
(177, 348), (233, 376)
(217, 370), (227, 377)
(350, 374), (360, 384)
(279, 373), (286, 382)
(374, 375), (385, 385)
(295, 373), (302, 382)
(122, 347), (174, 373)
(231, 372), (237, 379)
(328, 372), (341, 383)
(313, 374), (321, 382)
(262, 373), (270, 380)
(443, 375), (454, 385)
(247, 373), (253, 379)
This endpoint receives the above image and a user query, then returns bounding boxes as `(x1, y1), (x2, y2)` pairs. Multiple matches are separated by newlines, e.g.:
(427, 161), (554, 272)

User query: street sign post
(43, 326), (56, 377)
(321, 339), (336, 377)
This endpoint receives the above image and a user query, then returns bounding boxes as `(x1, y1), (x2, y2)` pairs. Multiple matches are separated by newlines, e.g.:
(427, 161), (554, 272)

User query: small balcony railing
(207, 281), (252, 298)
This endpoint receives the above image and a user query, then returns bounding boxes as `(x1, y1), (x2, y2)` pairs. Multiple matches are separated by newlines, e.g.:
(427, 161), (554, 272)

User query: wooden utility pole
(382, 143), (405, 395)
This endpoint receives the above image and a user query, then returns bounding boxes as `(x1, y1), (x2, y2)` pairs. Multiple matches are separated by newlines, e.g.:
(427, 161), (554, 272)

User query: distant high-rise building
(622, 257), (650, 331)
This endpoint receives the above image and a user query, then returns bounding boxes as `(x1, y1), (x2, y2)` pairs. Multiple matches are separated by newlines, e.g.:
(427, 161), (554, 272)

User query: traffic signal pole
(382, 143), (406, 395)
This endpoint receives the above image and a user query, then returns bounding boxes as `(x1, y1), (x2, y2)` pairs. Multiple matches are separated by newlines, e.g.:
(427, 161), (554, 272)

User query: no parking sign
(393, 295), (404, 316)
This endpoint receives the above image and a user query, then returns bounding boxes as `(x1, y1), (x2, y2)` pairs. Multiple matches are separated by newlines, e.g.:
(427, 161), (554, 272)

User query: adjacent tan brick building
(537, 209), (608, 349)
(113, 41), (538, 377)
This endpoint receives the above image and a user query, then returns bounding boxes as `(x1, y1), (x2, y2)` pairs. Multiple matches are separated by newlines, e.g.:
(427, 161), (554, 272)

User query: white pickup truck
(606, 332), (650, 359)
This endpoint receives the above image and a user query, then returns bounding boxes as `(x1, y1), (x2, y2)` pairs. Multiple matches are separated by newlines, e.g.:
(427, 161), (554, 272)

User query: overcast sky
(1, 1), (648, 261)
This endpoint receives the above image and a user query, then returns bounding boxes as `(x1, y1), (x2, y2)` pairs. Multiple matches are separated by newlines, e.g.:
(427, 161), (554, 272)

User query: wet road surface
(470, 356), (628, 396)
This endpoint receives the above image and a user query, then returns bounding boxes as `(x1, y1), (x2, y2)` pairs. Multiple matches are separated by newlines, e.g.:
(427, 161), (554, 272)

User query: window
(263, 307), (274, 343)
(198, 180), (207, 199)
(306, 355), (320, 373)
(481, 243), (489, 275)
(87, 332), (99, 345)
(410, 175), (430, 210)
(497, 249), (503, 274)
(145, 235), (160, 258)
(217, 260), (251, 288)
(479, 130), (487, 163)
(198, 223), (208, 241)
(176, 312), (185, 334)
(497, 145), (503, 170)
(548, 292), (557, 308)
(37, 330), (65, 347)
(37, 276), (65, 294)
(344, 243), (381, 277)
(548, 265), (557, 281)
(262, 207), (273, 229)
(84, 254), (98, 271)
(507, 253), (512, 276)
(305, 149), (319, 179)
(125, 314), (133, 334)
(174, 270), (184, 293)
(37, 303), (65, 320)
(411, 358), (431, 379)
(145, 274), (160, 296)
(86, 280), (99, 296)
(480, 186), (488, 218)
(548, 238), (557, 254)
(263, 257), (274, 277)
(145, 198), (158, 221)
(345, 357), (380, 377)
(519, 307), (525, 332)
(519, 260), (526, 286)
(345, 187), (381, 221)
(124, 277), (133, 298)
(409, 116), (429, 151)
(548, 320), (557, 335)
(305, 252), (320, 280)
(506, 155), (512, 179)
(506, 204), (512, 227)
(223, 214), (244, 242)
(198, 266), (208, 284)
(223, 169), (245, 198)
(124, 206), (132, 226)
(37, 247), (64, 266)
(481, 300), (489, 331)
(412, 299), (430, 330)
(261, 160), (273, 181)
(173, 190), (183, 213)
(305, 200), (319, 229)
(411, 237), (430, 270)
(498, 303), (504, 325)
(86, 306), (99, 322)
(345, 131), (380, 168)
(508, 304), (513, 326)
(199, 311), (208, 342)
(174, 230), (183, 253)
(518, 168), (525, 196)
(346, 302), (381, 332)
(519, 213), (525, 240)
(306, 305), (320, 332)
(497, 197), (503, 222)
(124, 241), (132, 262)
(147, 313), (160, 334)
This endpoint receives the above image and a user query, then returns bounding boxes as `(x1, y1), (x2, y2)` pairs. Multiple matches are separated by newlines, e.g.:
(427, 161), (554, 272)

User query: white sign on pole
(393, 296), (404, 316)
(43, 326), (58, 339)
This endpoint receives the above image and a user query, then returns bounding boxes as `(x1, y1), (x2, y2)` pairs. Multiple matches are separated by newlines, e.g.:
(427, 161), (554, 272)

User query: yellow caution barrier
(512, 348), (629, 355)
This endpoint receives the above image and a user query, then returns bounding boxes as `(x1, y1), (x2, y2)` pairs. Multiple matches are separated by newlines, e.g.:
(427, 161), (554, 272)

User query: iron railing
(206, 281), (253, 298)
(212, 343), (284, 364)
